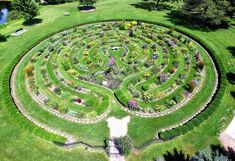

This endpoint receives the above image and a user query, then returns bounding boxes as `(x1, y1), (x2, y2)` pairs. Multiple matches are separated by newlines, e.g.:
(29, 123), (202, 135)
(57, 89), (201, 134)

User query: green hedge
(114, 89), (129, 107)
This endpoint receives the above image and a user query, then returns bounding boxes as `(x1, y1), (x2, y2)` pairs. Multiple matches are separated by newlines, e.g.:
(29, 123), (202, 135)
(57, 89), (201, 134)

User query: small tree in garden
(188, 80), (197, 93)
(24, 64), (34, 77)
(198, 60), (205, 70)
(78, 0), (97, 7)
(169, 67), (175, 74)
(115, 136), (133, 155)
(12, 0), (39, 21)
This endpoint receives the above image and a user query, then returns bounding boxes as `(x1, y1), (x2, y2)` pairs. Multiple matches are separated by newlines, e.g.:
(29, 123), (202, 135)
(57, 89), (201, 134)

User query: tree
(42, 0), (74, 4)
(115, 136), (133, 155)
(144, 0), (179, 9)
(191, 146), (230, 161)
(12, 0), (39, 21)
(78, 0), (97, 6)
(180, 0), (228, 27)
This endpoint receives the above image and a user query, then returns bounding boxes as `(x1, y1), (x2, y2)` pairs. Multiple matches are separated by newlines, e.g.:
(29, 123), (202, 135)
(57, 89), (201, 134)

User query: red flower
(76, 98), (82, 103)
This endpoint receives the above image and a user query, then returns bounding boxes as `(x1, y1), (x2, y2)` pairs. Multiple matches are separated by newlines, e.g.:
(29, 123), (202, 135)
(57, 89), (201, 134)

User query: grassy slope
(0, 0), (234, 160)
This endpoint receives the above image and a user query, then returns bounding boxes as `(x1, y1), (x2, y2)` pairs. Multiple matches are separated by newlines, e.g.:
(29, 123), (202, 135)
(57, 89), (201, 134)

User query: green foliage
(78, 0), (97, 6)
(7, 10), (23, 21)
(144, 0), (179, 8)
(191, 146), (230, 161)
(12, 0), (39, 21)
(179, 0), (234, 27)
(115, 136), (133, 155)
(43, 0), (75, 4)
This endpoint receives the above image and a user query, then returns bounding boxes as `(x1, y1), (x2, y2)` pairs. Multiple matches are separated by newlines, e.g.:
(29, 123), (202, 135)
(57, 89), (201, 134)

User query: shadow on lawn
(23, 18), (43, 26)
(77, 6), (96, 11)
(227, 46), (235, 57)
(0, 34), (9, 42)
(231, 91), (235, 99)
(161, 145), (235, 161)
(130, 1), (173, 12)
(163, 148), (190, 161)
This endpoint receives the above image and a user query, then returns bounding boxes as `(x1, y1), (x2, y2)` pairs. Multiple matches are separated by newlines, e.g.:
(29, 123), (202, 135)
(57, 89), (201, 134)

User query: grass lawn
(0, 0), (234, 160)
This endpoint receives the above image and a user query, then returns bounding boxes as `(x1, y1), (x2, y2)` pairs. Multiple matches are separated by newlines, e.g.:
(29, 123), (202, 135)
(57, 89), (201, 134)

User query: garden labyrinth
(11, 21), (218, 142)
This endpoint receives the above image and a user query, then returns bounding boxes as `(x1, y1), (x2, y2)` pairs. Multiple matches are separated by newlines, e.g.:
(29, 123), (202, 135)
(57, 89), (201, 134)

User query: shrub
(169, 67), (176, 74)
(128, 99), (138, 109)
(187, 80), (197, 92)
(48, 44), (54, 52)
(78, 0), (97, 6)
(63, 63), (70, 71)
(115, 136), (133, 155)
(24, 64), (34, 77)
(198, 60), (205, 69)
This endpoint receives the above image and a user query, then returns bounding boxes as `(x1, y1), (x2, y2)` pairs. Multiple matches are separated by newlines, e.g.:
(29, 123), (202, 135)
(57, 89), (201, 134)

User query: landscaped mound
(12, 21), (217, 124)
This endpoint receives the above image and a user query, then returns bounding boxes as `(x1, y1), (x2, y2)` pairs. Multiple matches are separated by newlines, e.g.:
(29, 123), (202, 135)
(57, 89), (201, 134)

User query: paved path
(106, 116), (130, 161)
(220, 116), (235, 150)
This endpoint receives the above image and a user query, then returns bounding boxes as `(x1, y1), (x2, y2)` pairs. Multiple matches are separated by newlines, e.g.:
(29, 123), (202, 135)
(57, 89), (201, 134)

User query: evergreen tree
(144, 0), (179, 8)
(180, 0), (228, 26)
(191, 146), (230, 161)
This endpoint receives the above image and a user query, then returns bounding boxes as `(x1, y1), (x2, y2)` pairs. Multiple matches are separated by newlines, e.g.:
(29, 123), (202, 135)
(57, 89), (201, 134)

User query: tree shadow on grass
(165, 10), (230, 32)
(163, 148), (190, 161)
(0, 34), (9, 42)
(227, 46), (235, 57)
(22, 18), (42, 26)
(226, 72), (235, 84)
(77, 6), (96, 11)
(130, 1), (173, 12)
(231, 91), (235, 99)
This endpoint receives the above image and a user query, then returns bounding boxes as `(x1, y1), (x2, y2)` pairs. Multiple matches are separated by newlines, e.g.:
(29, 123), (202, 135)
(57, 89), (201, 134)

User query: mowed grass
(0, 0), (235, 160)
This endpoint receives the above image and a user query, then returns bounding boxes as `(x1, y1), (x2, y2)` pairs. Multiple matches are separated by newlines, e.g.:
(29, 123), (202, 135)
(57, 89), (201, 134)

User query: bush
(115, 136), (133, 155)
(198, 60), (205, 70)
(187, 80), (196, 92)
(78, 0), (96, 6)
(7, 10), (22, 21)
(24, 64), (34, 76)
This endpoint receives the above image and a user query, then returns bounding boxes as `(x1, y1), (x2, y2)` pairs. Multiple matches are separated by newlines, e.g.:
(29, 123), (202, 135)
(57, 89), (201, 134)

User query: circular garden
(11, 21), (218, 144)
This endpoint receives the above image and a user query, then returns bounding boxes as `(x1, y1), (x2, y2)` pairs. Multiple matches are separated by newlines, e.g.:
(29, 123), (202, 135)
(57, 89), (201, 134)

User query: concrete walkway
(106, 116), (130, 161)
(220, 116), (235, 150)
